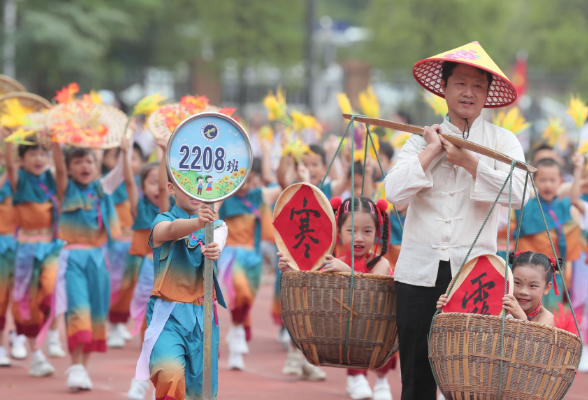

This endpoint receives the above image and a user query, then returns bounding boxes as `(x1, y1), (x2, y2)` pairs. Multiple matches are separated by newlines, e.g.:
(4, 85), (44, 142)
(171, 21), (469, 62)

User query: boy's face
(168, 181), (201, 215)
(534, 165), (563, 202)
(68, 154), (98, 186)
(132, 148), (145, 176)
(21, 147), (49, 176)
(301, 153), (326, 186)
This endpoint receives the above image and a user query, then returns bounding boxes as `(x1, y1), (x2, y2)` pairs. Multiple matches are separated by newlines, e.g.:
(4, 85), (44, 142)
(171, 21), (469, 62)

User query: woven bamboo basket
(47, 102), (127, 149)
(429, 313), (582, 400)
(280, 270), (398, 370)
(0, 92), (52, 112)
(147, 103), (220, 139)
(0, 75), (26, 95)
(0, 92), (52, 148)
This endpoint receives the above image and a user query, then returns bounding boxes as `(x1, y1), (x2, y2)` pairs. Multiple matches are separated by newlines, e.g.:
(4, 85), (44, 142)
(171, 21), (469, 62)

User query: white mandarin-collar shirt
(384, 115), (528, 287)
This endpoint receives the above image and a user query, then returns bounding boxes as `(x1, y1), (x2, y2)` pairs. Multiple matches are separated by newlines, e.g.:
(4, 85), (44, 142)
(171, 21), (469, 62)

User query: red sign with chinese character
(273, 184), (334, 271)
(443, 256), (508, 316)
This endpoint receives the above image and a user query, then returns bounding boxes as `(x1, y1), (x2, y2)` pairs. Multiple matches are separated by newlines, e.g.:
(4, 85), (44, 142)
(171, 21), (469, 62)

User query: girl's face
(102, 148), (118, 171)
(142, 168), (160, 206)
(339, 211), (377, 258)
(512, 264), (552, 314)
(207, 177), (212, 183)
(68, 154), (97, 186)
(131, 148), (145, 176)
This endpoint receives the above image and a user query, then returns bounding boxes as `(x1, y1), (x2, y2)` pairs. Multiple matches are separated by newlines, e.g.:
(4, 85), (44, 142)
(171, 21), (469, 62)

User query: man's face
(441, 64), (489, 121)
(534, 165), (563, 202)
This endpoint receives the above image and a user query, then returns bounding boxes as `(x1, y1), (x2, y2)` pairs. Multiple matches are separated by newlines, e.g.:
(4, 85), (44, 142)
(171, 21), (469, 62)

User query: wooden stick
(342, 114), (536, 173)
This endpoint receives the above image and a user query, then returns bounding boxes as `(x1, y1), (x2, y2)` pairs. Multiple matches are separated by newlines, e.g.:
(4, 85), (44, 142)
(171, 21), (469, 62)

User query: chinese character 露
(290, 198), (321, 258)
(461, 272), (495, 315)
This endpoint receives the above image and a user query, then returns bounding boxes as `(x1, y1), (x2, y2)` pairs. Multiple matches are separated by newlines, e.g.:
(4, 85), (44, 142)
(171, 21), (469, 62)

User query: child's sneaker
(282, 347), (303, 376)
(300, 359), (326, 381)
(66, 364), (92, 390)
(9, 331), (27, 359)
(226, 324), (249, 354)
(373, 379), (392, 400)
(0, 346), (10, 366)
(278, 327), (290, 350)
(228, 351), (245, 371)
(346, 375), (373, 400)
(107, 324), (126, 348)
(29, 350), (55, 377)
(118, 323), (132, 341)
(46, 330), (66, 358)
(127, 377), (150, 400)
(579, 345), (588, 372)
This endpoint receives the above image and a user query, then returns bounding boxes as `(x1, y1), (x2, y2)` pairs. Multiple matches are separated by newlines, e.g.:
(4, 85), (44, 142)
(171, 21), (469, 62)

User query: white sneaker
(0, 346), (10, 366)
(228, 351), (245, 371)
(29, 351), (55, 377)
(579, 345), (588, 373)
(226, 325), (249, 354)
(278, 328), (291, 350)
(373, 381), (393, 400)
(46, 330), (66, 358)
(9, 332), (27, 359)
(107, 325), (126, 348)
(118, 323), (133, 341)
(66, 364), (92, 390)
(282, 347), (303, 376)
(346, 375), (373, 400)
(301, 360), (326, 381)
(127, 377), (150, 400)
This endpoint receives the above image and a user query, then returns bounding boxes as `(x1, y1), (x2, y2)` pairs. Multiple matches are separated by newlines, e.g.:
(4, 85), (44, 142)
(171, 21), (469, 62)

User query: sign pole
(202, 204), (214, 400)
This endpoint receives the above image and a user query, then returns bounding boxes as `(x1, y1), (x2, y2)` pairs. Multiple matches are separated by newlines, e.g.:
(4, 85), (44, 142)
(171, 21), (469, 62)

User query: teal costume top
(390, 211), (405, 246)
(149, 205), (226, 308)
(515, 196), (572, 261)
(58, 180), (119, 246)
(0, 180), (11, 203)
(321, 182), (332, 200)
(132, 196), (160, 231)
(13, 170), (57, 205)
(111, 181), (128, 205)
(219, 187), (263, 253)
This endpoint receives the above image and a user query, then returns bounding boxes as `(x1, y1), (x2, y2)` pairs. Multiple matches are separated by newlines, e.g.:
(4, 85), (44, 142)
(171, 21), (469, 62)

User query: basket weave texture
(280, 270), (398, 370)
(430, 313), (581, 400)
(147, 103), (221, 139)
(0, 75), (26, 95)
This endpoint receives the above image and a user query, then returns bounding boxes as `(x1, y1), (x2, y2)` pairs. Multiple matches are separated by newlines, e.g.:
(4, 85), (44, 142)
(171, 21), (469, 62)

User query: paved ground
(2, 279), (587, 400)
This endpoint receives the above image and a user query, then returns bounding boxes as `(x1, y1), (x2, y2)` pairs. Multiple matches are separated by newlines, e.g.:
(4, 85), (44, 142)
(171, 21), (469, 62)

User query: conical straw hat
(413, 41), (517, 108)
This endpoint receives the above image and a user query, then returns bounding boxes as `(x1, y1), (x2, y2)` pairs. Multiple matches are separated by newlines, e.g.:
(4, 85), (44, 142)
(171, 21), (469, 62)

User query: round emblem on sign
(201, 122), (220, 142)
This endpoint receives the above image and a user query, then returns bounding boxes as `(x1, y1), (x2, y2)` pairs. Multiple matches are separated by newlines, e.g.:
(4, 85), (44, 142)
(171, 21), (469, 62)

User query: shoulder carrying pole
(203, 203), (215, 400)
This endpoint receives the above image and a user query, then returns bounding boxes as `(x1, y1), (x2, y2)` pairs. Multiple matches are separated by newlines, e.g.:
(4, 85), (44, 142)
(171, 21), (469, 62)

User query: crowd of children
(1, 90), (588, 400)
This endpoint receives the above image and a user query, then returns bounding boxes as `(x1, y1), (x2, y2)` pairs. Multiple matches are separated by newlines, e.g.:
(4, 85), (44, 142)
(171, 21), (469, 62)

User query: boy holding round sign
(135, 112), (252, 400)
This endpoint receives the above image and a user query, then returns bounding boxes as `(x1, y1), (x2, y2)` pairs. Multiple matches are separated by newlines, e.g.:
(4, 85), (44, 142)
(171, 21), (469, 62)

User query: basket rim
(0, 74), (26, 93)
(0, 91), (52, 110)
(282, 270), (395, 283)
(435, 312), (582, 342)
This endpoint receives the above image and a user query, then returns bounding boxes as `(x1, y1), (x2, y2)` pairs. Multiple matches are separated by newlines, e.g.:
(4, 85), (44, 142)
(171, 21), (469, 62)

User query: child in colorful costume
(5, 140), (65, 376)
(135, 174), (228, 400)
(0, 171), (17, 367)
(278, 196), (394, 400)
(218, 158), (282, 371)
(515, 158), (581, 311)
(102, 146), (138, 348)
(52, 143), (123, 390)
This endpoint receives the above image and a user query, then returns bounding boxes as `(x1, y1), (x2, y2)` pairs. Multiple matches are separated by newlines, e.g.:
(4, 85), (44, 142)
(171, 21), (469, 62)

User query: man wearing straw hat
(384, 41), (528, 399)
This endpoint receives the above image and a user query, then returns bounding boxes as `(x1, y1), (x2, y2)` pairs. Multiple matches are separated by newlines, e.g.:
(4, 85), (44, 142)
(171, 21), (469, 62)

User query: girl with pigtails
(278, 195), (396, 400)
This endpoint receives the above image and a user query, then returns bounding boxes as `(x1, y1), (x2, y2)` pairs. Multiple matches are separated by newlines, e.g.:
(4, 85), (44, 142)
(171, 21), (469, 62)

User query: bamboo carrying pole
(202, 204), (215, 400)
(342, 113), (536, 173)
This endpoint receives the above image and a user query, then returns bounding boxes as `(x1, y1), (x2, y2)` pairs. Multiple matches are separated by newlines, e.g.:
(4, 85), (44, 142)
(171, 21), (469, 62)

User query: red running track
(1, 280), (587, 399)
